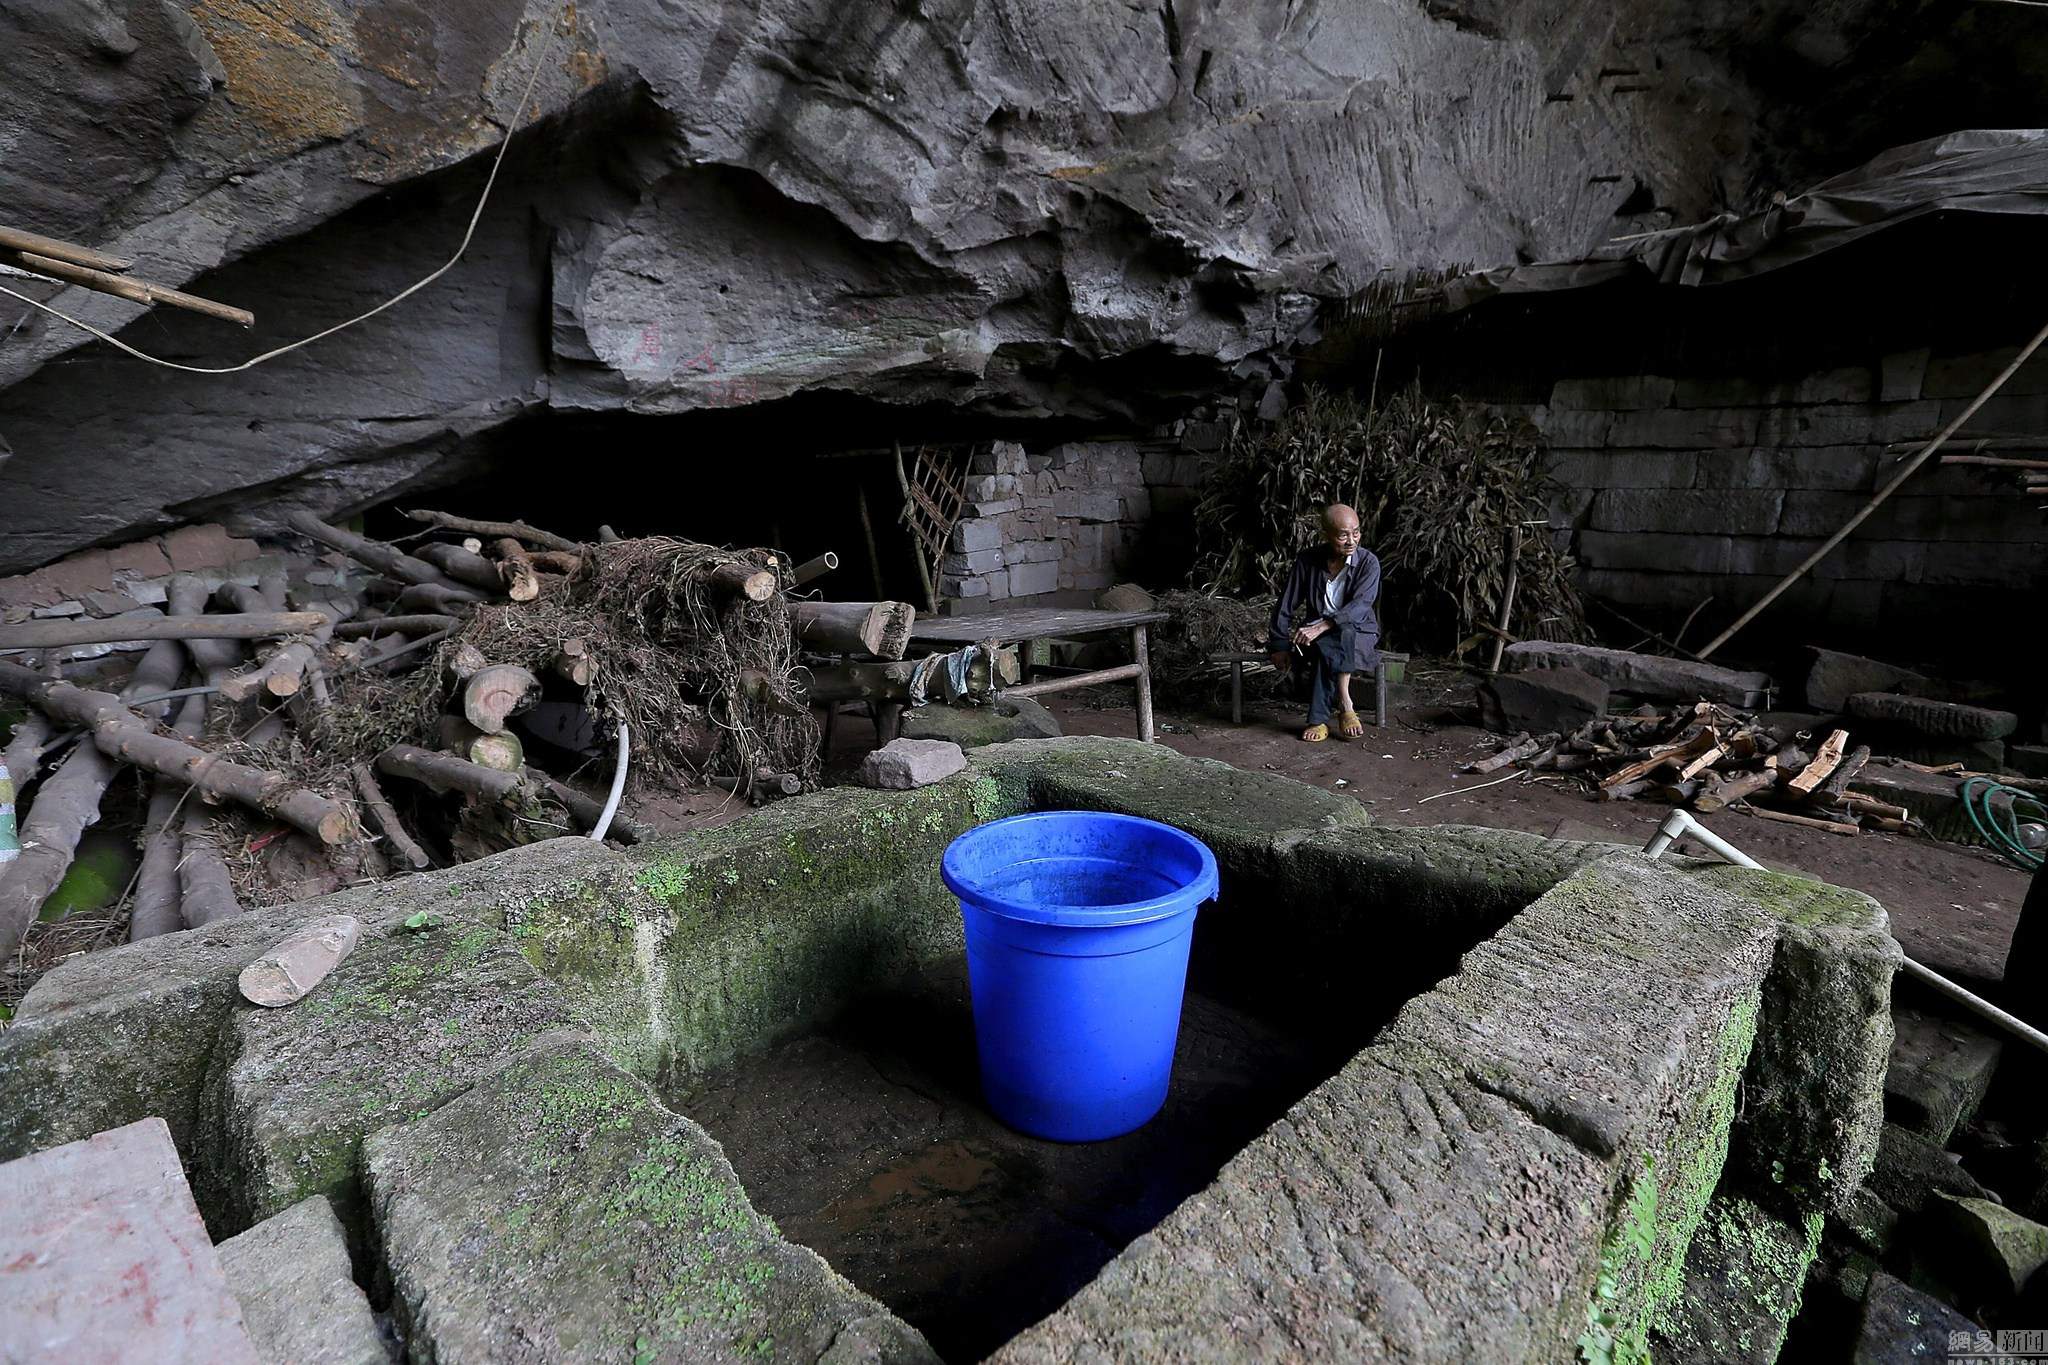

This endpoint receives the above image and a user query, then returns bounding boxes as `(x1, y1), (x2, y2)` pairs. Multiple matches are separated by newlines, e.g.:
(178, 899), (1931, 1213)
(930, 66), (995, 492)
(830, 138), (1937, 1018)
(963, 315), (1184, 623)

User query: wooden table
(909, 607), (1171, 742)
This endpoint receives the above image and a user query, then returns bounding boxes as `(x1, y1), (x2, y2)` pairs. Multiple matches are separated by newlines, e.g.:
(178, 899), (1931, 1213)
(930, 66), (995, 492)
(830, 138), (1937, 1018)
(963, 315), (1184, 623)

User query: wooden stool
(1220, 652), (1388, 728)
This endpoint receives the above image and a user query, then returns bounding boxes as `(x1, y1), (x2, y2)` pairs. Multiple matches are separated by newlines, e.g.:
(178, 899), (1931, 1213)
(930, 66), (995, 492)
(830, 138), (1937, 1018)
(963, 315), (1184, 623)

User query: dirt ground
(1036, 664), (2033, 990)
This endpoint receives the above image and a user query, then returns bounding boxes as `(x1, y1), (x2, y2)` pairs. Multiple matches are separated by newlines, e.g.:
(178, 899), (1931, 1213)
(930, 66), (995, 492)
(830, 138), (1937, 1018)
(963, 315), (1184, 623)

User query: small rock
(1867, 1122), (1995, 1215)
(1886, 1008), (2002, 1145)
(1922, 1192), (2048, 1301)
(857, 738), (967, 790)
(1095, 582), (1156, 614)
(1854, 1271), (1980, 1365)
(1478, 666), (1608, 735)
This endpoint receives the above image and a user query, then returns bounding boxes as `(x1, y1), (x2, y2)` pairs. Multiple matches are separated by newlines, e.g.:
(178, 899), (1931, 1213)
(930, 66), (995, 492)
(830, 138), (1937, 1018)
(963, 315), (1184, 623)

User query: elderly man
(1268, 504), (1382, 741)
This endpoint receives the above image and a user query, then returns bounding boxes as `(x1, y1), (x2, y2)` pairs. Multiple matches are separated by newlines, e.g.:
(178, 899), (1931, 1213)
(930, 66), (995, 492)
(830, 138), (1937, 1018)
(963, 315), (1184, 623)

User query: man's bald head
(1322, 503), (1361, 556)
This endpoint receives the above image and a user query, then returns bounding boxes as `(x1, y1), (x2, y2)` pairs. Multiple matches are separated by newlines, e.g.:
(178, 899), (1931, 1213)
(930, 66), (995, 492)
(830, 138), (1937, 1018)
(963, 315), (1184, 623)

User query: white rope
(0, 4), (565, 376)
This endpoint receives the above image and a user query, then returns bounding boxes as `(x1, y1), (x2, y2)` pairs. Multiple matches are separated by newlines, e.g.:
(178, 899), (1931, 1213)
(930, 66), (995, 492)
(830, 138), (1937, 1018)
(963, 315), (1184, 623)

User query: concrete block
(858, 738), (968, 790)
(1007, 560), (1060, 597)
(1053, 490), (1122, 522)
(1018, 538), (1064, 564)
(1549, 375), (1675, 409)
(1923, 347), (2048, 399)
(216, 1197), (386, 1365)
(0, 1117), (262, 1363)
(1885, 1009), (2001, 1145)
(940, 573), (990, 599)
(971, 498), (1023, 517)
(1538, 407), (1615, 448)
(1756, 401), (1939, 448)
(963, 474), (1002, 501)
(989, 440), (1029, 474)
(982, 570), (1011, 600)
(950, 518), (1002, 553)
(1693, 446), (1878, 492)
(1775, 492), (1942, 539)
(1545, 449), (1697, 489)
(941, 548), (1005, 576)
(1847, 693), (2018, 741)
(1880, 349), (1931, 403)
(1577, 531), (1732, 576)
(1120, 486), (1152, 520)
(1916, 540), (2046, 586)
(1588, 488), (1783, 536)
(1607, 407), (1760, 448)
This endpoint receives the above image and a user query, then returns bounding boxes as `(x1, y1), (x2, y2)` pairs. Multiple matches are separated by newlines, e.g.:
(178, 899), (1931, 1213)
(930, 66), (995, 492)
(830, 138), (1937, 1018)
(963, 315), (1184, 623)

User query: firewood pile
(1469, 703), (1934, 835)
(0, 508), (996, 985)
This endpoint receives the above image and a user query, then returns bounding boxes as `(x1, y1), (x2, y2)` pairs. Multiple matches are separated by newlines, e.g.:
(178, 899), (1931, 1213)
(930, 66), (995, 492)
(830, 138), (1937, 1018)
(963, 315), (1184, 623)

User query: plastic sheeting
(1442, 129), (2048, 311)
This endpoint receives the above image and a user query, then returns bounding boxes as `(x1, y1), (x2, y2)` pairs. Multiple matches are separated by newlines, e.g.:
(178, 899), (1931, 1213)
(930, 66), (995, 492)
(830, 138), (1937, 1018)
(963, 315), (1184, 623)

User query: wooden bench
(908, 607), (1171, 742)
(1216, 651), (1394, 729)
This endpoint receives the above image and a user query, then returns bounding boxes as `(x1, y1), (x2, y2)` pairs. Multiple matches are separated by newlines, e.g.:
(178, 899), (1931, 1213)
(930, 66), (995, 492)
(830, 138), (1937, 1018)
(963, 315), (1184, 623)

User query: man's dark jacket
(1268, 546), (1382, 672)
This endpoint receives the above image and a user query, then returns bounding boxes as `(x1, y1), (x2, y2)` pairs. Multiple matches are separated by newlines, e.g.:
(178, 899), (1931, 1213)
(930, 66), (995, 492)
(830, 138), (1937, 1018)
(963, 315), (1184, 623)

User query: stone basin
(0, 736), (1900, 1363)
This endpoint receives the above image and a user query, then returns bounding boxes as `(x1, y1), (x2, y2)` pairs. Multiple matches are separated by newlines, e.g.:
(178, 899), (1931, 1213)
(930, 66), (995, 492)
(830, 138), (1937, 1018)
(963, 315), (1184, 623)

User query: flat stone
(0, 1117), (261, 1363)
(1886, 1008), (2002, 1145)
(950, 519), (1002, 553)
(1854, 1271), (1980, 1365)
(1804, 648), (1933, 712)
(900, 697), (1061, 749)
(1867, 1122), (1994, 1215)
(196, 919), (583, 1235)
(1922, 1192), (2048, 1301)
(1006, 560), (1060, 597)
(215, 1197), (385, 1365)
(2009, 745), (2048, 779)
(1479, 666), (1609, 735)
(1503, 640), (1774, 707)
(1847, 692), (2019, 741)
(858, 737), (968, 790)
(364, 1030), (937, 1363)
(1650, 1191), (1822, 1365)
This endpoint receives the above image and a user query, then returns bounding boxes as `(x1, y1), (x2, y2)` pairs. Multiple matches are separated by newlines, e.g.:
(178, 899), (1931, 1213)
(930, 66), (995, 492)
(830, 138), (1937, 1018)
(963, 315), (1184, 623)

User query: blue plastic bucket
(942, 811), (1220, 1142)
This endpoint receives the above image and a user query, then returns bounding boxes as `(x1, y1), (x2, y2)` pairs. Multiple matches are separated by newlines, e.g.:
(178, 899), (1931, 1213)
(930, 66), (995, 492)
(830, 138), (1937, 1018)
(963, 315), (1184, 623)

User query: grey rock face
(0, 0), (1939, 570)
(216, 1197), (387, 1365)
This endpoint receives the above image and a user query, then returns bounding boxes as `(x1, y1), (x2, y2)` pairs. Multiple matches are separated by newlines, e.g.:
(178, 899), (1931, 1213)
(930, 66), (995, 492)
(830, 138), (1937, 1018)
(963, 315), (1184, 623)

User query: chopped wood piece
(238, 915), (362, 1006)
(415, 542), (506, 593)
(334, 614), (459, 640)
(399, 509), (582, 554)
(375, 744), (537, 809)
(438, 717), (525, 772)
(1468, 733), (1546, 773)
(1676, 743), (1726, 781)
(284, 511), (485, 601)
(491, 538), (542, 602)
(212, 582), (270, 614)
(351, 763), (430, 870)
(0, 611), (324, 650)
(1694, 768), (1778, 813)
(391, 582), (481, 616)
(551, 645), (595, 687)
(218, 597), (354, 703)
(1787, 728), (1850, 794)
(462, 665), (539, 736)
(178, 804), (243, 926)
(708, 561), (777, 602)
(789, 600), (918, 660)
(1836, 792), (1910, 821)
(446, 642), (490, 682)
(1814, 744), (1872, 801)
(0, 662), (352, 845)
(1741, 805), (1860, 836)
(528, 551), (582, 576)
(2, 711), (52, 800)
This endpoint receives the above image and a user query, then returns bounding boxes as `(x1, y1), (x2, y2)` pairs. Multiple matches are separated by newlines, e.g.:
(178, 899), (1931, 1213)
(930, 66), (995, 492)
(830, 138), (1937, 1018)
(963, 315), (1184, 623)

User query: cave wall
(4, 0), (2042, 574)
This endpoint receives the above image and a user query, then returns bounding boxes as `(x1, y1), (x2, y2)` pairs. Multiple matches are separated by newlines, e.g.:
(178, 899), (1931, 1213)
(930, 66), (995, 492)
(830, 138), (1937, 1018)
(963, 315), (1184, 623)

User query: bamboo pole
(0, 224), (134, 272)
(1698, 314), (2048, 659)
(1, 249), (254, 326)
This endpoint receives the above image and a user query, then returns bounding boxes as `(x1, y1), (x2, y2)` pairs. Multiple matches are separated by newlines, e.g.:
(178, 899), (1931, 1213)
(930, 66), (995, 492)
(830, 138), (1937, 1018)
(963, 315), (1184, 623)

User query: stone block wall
(1530, 346), (2048, 653)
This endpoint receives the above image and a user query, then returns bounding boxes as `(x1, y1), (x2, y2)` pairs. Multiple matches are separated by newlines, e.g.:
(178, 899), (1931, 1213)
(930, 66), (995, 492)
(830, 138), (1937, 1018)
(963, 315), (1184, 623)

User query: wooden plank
(909, 607), (1171, 644)
(1005, 662), (1144, 698)
(1743, 805), (1861, 836)
(1787, 728), (1850, 795)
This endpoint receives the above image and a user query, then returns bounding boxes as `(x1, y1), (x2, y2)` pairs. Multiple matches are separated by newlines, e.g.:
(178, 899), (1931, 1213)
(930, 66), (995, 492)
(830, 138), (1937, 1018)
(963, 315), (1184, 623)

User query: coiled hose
(1962, 776), (2046, 871)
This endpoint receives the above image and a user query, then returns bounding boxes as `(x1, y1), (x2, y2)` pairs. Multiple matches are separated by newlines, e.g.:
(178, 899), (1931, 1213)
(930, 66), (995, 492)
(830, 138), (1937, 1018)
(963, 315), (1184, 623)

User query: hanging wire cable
(0, 3), (565, 376)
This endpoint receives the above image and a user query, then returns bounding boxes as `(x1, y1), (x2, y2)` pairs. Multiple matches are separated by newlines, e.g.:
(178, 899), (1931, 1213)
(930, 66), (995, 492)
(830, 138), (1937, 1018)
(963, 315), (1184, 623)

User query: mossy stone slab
(364, 1030), (936, 1365)
(1651, 1190), (1823, 1364)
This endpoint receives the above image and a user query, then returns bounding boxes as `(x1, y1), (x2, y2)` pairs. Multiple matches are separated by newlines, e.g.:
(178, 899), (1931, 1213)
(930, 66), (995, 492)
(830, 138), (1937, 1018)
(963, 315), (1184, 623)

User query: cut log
(524, 769), (648, 844)
(1599, 779), (1654, 802)
(400, 509), (582, 553)
(794, 647), (1019, 704)
(445, 641), (490, 682)
(528, 551), (582, 576)
(552, 638), (595, 687)
(178, 804), (242, 926)
(351, 763), (430, 870)
(130, 692), (208, 942)
(1814, 744), (1873, 801)
(789, 600), (917, 660)
(165, 574), (245, 679)
(491, 538), (542, 603)
(708, 561), (777, 602)
(792, 551), (840, 586)
(0, 661), (352, 845)
(1743, 805), (1860, 836)
(461, 536), (484, 553)
(1836, 792), (1911, 822)
(1676, 744), (1726, 781)
(415, 542), (507, 593)
(1786, 728), (1850, 795)
(2, 712), (52, 801)
(0, 612), (324, 650)
(284, 511), (485, 601)
(463, 665), (539, 736)
(1693, 768), (1779, 813)
(392, 581), (482, 616)
(437, 717), (525, 772)
(219, 596), (354, 703)
(238, 915), (363, 1007)
(375, 744), (537, 809)
(1468, 733), (1545, 774)
(212, 582), (269, 615)
(334, 614), (459, 640)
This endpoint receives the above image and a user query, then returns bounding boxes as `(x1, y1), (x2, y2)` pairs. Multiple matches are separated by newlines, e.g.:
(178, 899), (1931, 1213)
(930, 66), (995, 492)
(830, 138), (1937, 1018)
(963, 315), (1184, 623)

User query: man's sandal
(1337, 710), (1365, 740)
(1301, 723), (1329, 743)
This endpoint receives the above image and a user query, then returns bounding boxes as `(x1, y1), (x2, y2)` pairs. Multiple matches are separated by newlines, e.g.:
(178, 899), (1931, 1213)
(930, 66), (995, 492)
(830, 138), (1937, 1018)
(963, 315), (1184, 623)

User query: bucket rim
(941, 809), (1219, 927)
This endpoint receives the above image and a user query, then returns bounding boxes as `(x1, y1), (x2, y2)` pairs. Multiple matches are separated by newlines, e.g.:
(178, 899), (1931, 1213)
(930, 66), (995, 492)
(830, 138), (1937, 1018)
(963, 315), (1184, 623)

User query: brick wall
(1532, 346), (2048, 653)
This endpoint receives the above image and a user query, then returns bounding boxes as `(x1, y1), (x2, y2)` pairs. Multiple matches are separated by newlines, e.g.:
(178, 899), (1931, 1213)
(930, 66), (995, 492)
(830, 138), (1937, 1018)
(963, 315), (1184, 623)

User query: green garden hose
(1961, 776), (2046, 871)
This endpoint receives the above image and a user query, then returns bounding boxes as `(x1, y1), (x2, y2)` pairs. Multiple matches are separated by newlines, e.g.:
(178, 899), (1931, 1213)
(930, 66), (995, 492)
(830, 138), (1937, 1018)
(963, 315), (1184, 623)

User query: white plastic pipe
(590, 722), (629, 843)
(1642, 808), (2048, 1056)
